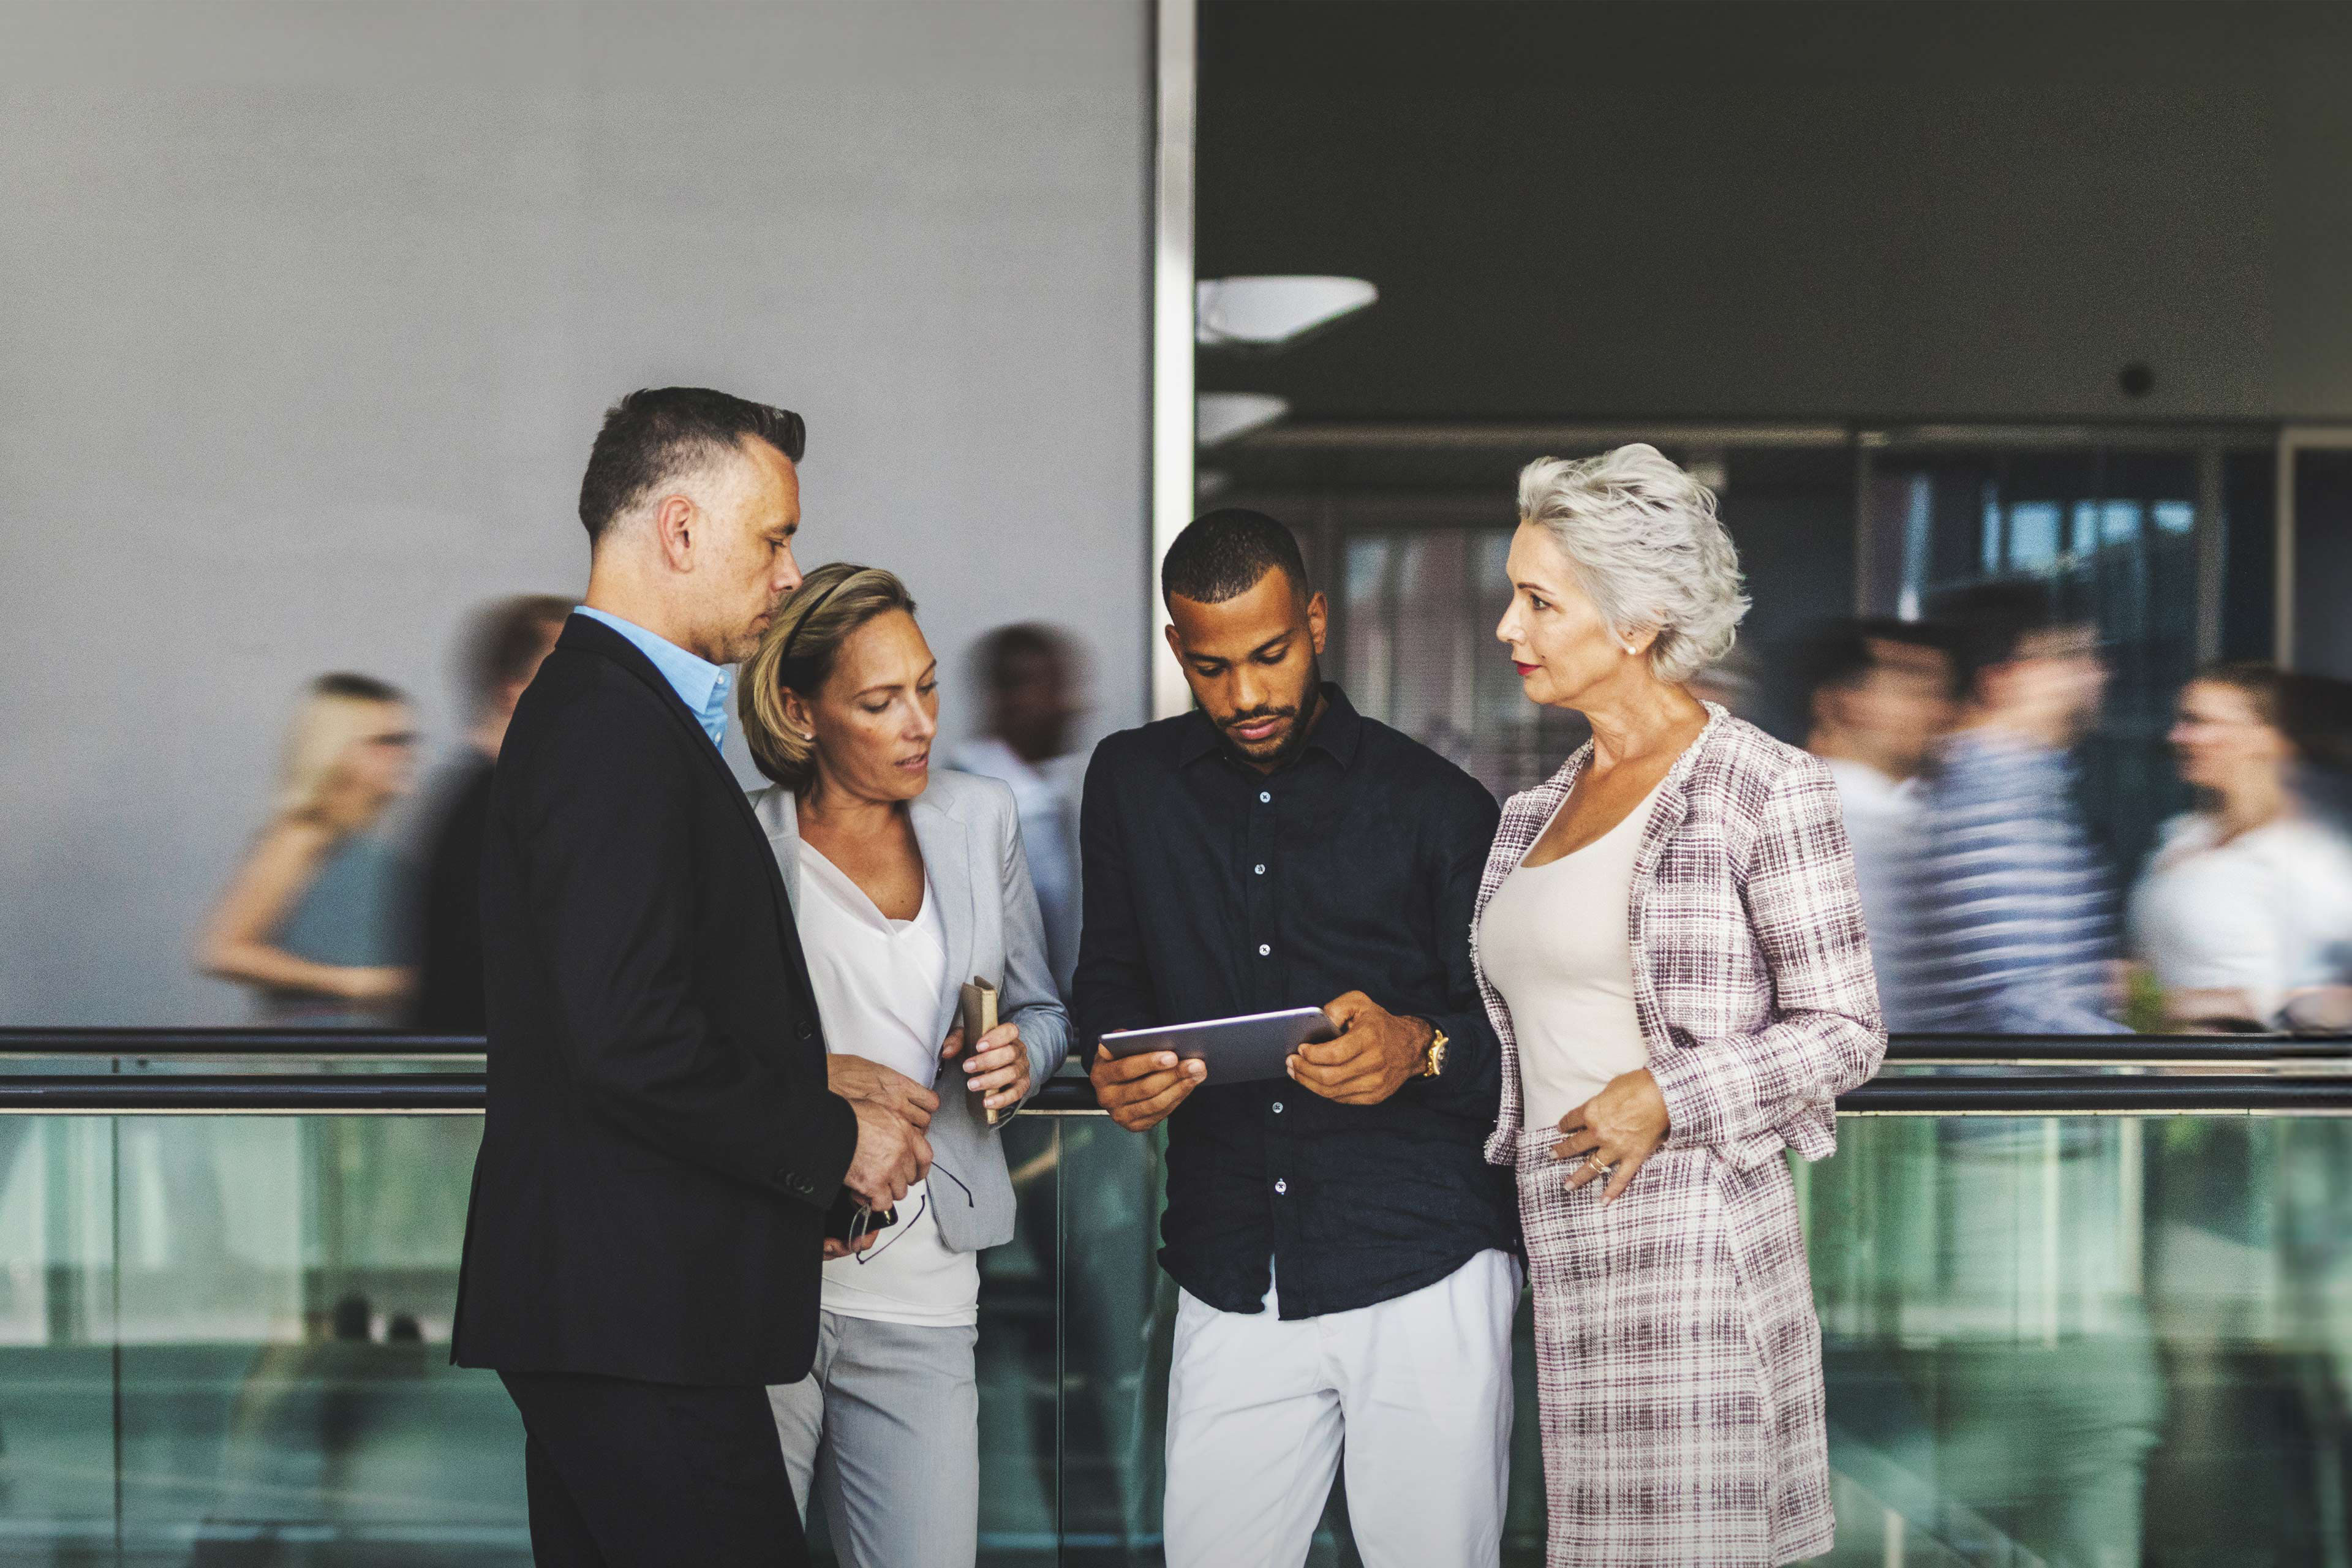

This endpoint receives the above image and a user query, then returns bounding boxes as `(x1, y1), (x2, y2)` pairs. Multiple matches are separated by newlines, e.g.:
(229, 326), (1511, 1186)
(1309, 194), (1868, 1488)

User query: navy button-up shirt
(1074, 685), (1516, 1319)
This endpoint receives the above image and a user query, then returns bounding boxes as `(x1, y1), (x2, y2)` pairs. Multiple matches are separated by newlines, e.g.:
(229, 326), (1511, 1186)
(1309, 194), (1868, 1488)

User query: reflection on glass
(1, 1106), (2350, 1564)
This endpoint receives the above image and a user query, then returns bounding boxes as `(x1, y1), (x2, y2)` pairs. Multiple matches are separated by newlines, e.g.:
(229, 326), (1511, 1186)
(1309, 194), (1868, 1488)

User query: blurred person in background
(2285, 672), (2352, 840)
(948, 620), (1147, 1537)
(1907, 579), (2159, 1568)
(1482, 448), (1882, 1566)
(411, 595), (574, 1031)
(740, 564), (1066, 1568)
(1910, 581), (2122, 1036)
(198, 672), (418, 1023)
(2282, 674), (2352, 1030)
(2130, 662), (2352, 1030)
(1796, 618), (1954, 1029)
(1683, 640), (1756, 718)
(947, 622), (1084, 999)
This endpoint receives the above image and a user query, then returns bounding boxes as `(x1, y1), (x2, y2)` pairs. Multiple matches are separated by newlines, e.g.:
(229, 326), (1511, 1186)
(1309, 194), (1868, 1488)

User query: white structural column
(1151, 0), (1199, 719)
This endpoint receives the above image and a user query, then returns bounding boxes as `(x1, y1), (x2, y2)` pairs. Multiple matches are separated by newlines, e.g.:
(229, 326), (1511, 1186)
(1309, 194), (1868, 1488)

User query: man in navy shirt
(1079, 508), (1517, 1568)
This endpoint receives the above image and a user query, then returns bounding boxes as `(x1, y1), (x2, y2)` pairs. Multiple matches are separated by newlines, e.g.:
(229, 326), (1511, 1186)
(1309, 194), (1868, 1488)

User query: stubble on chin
(721, 609), (774, 666)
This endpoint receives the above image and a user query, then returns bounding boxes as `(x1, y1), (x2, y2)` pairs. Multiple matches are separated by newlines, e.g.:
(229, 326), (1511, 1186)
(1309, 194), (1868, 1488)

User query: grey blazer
(748, 770), (1070, 1253)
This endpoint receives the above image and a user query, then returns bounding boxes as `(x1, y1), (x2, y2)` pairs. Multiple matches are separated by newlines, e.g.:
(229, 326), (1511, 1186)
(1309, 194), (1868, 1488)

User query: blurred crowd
(1793, 579), (2352, 1039)
(195, 601), (1091, 1033)
(197, 575), (2352, 1046)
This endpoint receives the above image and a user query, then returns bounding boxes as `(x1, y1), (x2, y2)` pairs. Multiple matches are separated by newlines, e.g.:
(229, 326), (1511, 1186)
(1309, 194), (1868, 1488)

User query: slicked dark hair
(577, 387), (806, 544)
(1929, 579), (2067, 701)
(1792, 617), (1953, 710)
(1161, 507), (1310, 607)
(314, 671), (405, 704)
(462, 594), (576, 712)
(972, 622), (1074, 692)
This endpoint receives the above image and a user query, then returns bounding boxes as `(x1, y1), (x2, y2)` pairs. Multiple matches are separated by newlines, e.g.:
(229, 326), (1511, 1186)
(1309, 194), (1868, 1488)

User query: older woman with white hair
(1473, 445), (1885, 1566)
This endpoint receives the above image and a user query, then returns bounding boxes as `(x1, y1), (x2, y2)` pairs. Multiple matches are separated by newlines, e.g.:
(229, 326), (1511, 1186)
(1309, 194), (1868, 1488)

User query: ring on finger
(1581, 1154), (1610, 1177)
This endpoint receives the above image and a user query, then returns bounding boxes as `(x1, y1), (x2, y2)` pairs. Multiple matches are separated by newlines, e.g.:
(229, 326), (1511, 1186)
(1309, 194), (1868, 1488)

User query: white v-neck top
(797, 842), (978, 1328)
(1479, 782), (1664, 1142)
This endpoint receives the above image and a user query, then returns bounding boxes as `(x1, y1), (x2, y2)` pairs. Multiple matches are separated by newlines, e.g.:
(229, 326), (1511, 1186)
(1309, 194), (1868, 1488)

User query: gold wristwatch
(1419, 1025), (1449, 1078)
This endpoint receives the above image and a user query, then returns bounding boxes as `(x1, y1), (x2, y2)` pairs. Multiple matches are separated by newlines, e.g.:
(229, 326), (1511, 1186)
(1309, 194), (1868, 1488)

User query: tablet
(1100, 1007), (1338, 1085)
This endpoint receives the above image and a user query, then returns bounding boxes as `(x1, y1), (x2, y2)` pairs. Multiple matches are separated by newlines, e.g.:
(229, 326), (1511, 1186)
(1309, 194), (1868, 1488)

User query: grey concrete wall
(0, 0), (1149, 1025)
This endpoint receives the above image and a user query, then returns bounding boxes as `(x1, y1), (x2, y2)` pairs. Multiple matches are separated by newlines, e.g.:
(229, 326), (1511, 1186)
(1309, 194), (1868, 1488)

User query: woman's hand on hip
(944, 1023), (1031, 1114)
(828, 1054), (939, 1132)
(1554, 1068), (1670, 1204)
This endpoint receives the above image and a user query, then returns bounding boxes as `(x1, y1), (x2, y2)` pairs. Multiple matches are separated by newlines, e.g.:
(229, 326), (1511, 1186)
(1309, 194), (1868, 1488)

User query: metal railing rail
(0, 1031), (2348, 1115)
(4, 1028), (2348, 1064)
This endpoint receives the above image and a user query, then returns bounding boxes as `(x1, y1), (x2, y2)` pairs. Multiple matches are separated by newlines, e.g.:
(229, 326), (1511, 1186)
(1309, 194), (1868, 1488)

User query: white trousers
(1162, 1249), (1519, 1568)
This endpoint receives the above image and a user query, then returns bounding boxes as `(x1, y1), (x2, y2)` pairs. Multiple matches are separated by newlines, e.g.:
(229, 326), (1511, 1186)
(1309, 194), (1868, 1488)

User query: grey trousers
(767, 1311), (981, 1568)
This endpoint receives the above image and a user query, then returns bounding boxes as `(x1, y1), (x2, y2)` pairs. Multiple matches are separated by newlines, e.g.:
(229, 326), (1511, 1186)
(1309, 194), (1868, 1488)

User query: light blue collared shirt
(573, 607), (732, 748)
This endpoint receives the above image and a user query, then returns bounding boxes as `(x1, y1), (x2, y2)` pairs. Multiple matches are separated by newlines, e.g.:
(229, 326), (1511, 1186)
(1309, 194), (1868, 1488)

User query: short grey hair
(1516, 444), (1750, 684)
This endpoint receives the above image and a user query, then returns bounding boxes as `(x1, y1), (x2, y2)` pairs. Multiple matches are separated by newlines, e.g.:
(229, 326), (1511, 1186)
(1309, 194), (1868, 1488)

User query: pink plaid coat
(1472, 706), (1885, 1566)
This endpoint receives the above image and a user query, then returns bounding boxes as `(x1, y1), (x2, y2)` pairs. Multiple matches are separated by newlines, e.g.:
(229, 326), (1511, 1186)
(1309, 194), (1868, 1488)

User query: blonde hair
(277, 672), (407, 820)
(741, 564), (919, 791)
(1517, 444), (1749, 684)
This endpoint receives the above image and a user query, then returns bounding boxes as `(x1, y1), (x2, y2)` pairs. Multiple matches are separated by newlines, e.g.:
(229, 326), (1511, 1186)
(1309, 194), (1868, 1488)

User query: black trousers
(500, 1369), (809, 1567)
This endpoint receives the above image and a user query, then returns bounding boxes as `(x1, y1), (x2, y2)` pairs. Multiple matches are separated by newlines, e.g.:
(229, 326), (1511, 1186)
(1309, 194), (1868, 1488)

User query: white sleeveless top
(797, 842), (979, 1329)
(1479, 782), (1664, 1141)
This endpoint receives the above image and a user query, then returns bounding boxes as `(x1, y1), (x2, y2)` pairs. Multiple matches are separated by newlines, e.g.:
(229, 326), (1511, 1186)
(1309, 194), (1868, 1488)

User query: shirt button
(1259, 791), (1272, 804)
(1257, 943), (1271, 957)
(1274, 1179), (1288, 1195)
(1272, 1102), (1284, 1114)
(1254, 864), (1265, 875)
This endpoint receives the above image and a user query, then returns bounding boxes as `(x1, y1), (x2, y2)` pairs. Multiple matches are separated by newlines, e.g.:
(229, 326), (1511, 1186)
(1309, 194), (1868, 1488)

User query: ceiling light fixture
(1197, 393), (1291, 448)
(1196, 276), (1378, 349)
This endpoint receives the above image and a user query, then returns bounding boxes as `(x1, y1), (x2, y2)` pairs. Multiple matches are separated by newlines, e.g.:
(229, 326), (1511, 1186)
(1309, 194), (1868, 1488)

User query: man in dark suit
(454, 388), (928, 1566)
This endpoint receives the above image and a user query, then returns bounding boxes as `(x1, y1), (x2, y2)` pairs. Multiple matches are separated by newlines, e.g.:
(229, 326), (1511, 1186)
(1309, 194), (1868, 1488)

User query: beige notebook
(959, 977), (1003, 1127)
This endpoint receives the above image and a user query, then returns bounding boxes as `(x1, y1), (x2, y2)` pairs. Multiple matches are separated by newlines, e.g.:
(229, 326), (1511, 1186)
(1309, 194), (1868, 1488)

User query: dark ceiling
(1195, 0), (2326, 427)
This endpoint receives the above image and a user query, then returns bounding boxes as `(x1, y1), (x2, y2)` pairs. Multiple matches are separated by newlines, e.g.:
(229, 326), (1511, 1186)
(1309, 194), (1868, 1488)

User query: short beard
(1218, 654), (1324, 772)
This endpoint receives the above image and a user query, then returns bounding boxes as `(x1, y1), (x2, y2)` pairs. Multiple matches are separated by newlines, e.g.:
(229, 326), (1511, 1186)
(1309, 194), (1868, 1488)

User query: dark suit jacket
(451, 613), (858, 1386)
(411, 753), (494, 1032)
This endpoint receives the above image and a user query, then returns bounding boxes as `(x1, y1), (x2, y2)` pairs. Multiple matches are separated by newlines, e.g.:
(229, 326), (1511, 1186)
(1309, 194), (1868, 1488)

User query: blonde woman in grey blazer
(740, 563), (1069, 1568)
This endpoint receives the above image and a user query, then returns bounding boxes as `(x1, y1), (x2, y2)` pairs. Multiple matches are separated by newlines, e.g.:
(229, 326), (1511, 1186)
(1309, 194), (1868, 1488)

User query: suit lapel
(1624, 704), (1725, 1054)
(911, 797), (977, 1049)
(561, 617), (821, 1016)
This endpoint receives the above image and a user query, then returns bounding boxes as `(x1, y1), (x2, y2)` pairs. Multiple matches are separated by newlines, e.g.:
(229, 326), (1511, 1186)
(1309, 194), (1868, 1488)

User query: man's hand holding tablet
(1094, 1006), (1337, 1131)
(1090, 1043), (1208, 1133)
(1095, 996), (1432, 1126)
(1286, 990), (1436, 1107)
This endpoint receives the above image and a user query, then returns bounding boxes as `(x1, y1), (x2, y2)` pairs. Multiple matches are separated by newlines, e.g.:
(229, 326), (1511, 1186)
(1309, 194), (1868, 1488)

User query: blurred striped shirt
(1907, 729), (2126, 1037)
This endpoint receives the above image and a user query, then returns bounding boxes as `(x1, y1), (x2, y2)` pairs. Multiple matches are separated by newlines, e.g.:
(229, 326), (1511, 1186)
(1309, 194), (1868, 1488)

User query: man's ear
(1163, 623), (1185, 665)
(652, 492), (697, 572)
(1306, 590), (1330, 656)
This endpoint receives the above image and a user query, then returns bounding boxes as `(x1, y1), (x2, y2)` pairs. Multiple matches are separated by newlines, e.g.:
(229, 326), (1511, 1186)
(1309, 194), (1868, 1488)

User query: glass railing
(0, 1031), (2344, 1567)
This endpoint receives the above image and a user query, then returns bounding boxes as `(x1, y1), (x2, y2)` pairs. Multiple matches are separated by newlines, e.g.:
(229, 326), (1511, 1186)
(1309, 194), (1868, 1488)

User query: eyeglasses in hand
(848, 1161), (974, 1264)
